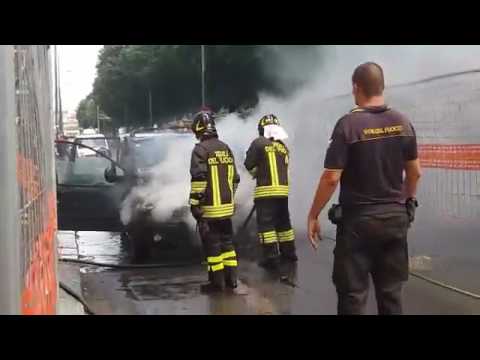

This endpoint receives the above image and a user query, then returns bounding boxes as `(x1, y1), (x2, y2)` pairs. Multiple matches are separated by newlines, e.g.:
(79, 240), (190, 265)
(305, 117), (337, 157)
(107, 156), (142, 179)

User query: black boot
(279, 261), (298, 286)
(279, 242), (298, 262)
(259, 243), (281, 270)
(259, 255), (280, 270)
(201, 270), (225, 293)
(224, 266), (238, 289)
(200, 282), (225, 293)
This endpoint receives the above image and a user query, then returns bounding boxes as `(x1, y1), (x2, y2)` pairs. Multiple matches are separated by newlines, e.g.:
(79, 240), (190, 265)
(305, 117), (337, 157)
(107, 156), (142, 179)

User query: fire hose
(59, 258), (204, 269)
(57, 205), (258, 314)
(59, 281), (96, 315)
(59, 205), (258, 269)
(59, 202), (480, 316)
(321, 235), (480, 300)
(237, 206), (480, 299)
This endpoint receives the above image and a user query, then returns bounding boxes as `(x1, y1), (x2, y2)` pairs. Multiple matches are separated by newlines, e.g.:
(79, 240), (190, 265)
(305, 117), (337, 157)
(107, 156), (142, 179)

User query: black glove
(406, 197), (418, 224)
(190, 205), (203, 221)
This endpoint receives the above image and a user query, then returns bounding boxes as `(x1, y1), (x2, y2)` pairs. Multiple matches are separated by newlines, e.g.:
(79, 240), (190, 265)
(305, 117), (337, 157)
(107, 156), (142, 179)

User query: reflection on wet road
(59, 230), (128, 264)
(58, 230), (480, 314)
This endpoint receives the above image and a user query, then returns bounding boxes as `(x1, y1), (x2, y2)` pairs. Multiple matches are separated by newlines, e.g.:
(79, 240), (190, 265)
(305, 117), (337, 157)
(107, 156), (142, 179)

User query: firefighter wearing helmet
(244, 114), (297, 270)
(189, 110), (241, 292)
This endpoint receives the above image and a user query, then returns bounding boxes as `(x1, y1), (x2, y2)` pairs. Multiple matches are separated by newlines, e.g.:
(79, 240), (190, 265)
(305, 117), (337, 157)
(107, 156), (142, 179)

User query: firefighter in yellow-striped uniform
(244, 114), (297, 269)
(189, 110), (241, 292)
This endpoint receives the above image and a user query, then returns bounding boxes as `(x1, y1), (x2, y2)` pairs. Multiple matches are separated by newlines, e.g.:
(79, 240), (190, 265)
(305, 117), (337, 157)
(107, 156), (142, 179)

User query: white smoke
(120, 136), (195, 229)
(120, 45), (480, 237)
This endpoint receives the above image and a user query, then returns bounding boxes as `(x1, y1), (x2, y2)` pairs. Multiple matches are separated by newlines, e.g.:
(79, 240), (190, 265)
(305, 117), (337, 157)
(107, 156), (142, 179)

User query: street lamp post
(54, 45), (58, 133)
(201, 45), (206, 107)
(148, 89), (153, 126)
(96, 105), (100, 133)
(54, 45), (64, 135)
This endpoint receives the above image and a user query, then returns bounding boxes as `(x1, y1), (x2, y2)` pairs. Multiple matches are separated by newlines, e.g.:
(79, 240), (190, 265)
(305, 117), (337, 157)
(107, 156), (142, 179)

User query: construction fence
(311, 70), (480, 293)
(0, 45), (56, 314)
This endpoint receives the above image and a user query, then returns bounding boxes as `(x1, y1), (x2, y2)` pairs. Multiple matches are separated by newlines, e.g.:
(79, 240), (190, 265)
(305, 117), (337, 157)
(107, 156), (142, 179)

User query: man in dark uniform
(189, 110), (241, 292)
(307, 62), (422, 315)
(245, 114), (297, 270)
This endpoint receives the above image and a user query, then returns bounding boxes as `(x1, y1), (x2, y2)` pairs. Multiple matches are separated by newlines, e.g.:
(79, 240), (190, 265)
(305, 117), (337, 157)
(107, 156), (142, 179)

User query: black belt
(341, 202), (406, 216)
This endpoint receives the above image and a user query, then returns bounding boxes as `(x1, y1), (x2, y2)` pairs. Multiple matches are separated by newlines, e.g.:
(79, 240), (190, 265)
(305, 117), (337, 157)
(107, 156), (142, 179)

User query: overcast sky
(57, 45), (103, 113)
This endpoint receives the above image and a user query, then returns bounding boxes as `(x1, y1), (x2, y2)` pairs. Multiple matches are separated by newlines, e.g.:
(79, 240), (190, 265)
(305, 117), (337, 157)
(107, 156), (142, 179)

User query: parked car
(74, 133), (111, 158)
(110, 128), (194, 259)
(56, 137), (125, 233)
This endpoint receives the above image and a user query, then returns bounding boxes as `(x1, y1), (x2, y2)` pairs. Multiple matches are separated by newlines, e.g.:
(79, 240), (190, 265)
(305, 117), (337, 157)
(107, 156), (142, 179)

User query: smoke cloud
(120, 45), (480, 240)
(119, 135), (195, 229)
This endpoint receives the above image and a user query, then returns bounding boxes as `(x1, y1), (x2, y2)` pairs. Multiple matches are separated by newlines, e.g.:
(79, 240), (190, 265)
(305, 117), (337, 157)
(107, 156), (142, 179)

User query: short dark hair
(352, 62), (385, 97)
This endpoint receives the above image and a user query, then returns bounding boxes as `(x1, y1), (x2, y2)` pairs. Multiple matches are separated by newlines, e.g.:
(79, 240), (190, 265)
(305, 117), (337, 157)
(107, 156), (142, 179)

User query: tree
(76, 97), (97, 129)
(82, 45), (324, 129)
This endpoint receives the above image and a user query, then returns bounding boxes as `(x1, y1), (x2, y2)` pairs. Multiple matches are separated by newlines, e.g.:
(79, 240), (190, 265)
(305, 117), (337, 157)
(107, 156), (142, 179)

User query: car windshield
(77, 138), (107, 148)
(133, 134), (190, 169)
(133, 137), (174, 168)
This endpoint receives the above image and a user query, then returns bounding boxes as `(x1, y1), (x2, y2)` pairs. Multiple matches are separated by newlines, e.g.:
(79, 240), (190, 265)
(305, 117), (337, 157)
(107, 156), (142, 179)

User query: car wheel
(133, 241), (149, 261)
(132, 227), (153, 262)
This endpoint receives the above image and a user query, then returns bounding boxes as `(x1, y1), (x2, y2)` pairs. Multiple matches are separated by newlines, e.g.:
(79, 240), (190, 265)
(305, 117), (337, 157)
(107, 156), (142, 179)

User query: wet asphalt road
(58, 230), (480, 315)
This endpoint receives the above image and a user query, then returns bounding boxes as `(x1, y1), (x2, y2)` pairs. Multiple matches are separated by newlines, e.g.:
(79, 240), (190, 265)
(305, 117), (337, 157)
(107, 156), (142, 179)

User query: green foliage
(84, 45), (322, 129)
(76, 97), (97, 129)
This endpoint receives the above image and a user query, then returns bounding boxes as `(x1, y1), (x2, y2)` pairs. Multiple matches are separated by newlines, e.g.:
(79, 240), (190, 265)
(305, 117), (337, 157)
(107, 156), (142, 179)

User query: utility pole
(58, 75), (63, 135)
(54, 45), (58, 134)
(148, 89), (153, 126)
(201, 45), (206, 107)
(96, 105), (100, 133)
(54, 45), (64, 135)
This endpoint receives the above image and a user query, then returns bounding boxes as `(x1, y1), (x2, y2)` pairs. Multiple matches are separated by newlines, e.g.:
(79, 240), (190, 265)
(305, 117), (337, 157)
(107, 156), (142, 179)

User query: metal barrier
(310, 70), (480, 294)
(15, 45), (57, 315)
(0, 45), (56, 314)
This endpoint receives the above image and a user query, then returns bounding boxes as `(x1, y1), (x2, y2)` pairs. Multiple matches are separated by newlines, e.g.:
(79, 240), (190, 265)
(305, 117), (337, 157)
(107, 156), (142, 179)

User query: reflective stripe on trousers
(278, 229), (295, 242)
(207, 255), (224, 272)
(258, 230), (278, 244)
(258, 229), (294, 244)
(221, 250), (237, 267)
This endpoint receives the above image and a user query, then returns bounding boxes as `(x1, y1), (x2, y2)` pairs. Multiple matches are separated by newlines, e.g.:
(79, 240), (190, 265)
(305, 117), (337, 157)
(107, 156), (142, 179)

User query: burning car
(56, 127), (197, 261)
(106, 128), (196, 260)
